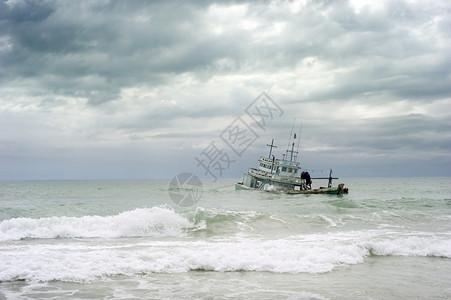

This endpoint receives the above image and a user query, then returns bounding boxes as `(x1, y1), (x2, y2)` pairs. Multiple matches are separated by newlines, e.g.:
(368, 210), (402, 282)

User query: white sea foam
(318, 215), (344, 227)
(0, 206), (192, 241)
(368, 235), (451, 257)
(269, 215), (289, 224)
(195, 207), (260, 220)
(0, 238), (366, 282)
(1, 231), (449, 282)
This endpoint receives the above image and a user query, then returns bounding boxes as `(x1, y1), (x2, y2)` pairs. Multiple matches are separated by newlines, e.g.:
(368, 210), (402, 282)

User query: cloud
(1, 0), (450, 179)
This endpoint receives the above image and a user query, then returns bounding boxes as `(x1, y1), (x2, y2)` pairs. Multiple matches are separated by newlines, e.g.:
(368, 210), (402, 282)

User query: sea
(0, 177), (450, 299)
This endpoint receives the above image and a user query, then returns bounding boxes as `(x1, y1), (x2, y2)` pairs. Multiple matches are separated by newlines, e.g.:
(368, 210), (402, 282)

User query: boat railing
(259, 178), (271, 189)
(249, 168), (307, 186)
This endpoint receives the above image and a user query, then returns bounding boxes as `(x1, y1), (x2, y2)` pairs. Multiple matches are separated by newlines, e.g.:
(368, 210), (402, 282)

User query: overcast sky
(1, 0), (450, 180)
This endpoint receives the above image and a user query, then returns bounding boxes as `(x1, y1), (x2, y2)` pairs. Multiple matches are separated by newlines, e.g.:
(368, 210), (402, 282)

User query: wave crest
(0, 206), (192, 241)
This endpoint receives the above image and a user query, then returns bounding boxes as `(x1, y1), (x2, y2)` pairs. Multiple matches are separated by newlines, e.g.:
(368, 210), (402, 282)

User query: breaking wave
(1, 232), (450, 282)
(1, 205), (450, 283)
(0, 206), (278, 241)
(0, 206), (192, 241)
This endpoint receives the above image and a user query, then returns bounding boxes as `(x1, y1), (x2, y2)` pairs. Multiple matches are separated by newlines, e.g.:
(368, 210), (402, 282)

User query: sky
(1, 0), (450, 180)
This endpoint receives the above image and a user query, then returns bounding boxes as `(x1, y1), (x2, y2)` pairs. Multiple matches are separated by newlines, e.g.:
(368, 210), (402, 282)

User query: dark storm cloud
(278, 1), (451, 103)
(2, 0), (449, 105)
(1, 0), (216, 104)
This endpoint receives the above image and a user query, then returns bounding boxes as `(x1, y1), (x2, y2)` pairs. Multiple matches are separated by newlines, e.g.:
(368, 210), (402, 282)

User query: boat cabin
(258, 156), (300, 177)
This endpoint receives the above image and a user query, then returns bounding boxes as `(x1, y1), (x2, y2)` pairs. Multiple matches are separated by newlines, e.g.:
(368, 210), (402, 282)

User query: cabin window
(282, 167), (287, 172)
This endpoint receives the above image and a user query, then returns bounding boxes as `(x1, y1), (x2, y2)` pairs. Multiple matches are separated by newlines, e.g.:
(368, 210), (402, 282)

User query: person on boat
(305, 172), (312, 189)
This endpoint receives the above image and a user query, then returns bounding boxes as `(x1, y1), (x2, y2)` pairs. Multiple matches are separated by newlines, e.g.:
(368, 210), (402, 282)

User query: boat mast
(286, 141), (298, 162)
(266, 139), (277, 158)
(328, 169), (333, 188)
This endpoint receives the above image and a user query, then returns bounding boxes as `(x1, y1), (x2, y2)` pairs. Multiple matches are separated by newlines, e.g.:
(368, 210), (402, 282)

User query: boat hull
(285, 187), (343, 195)
(235, 182), (348, 195)
(235, 183), (254, 190)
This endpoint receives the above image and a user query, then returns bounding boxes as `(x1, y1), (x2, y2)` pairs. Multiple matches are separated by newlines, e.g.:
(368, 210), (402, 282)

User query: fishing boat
(235, 134), (348, 195)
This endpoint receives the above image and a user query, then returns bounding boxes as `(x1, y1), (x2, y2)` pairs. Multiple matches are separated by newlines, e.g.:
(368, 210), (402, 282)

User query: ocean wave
(1, 233), (449, 282)
(0, 206), (287, 241)
(0, 239), (367, 282)
(189, 207), (290, 236)
(368, 235), (451, 258)
(0, 206), (192, 241)
(191, 207), (261, 226)
(192, 207), (261, 223)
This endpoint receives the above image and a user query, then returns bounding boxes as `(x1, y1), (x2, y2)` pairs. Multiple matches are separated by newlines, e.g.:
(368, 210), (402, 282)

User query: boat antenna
(286, 118), (296, 152)
(266, 139), (277, 158)
(285, 119), (298, 162)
